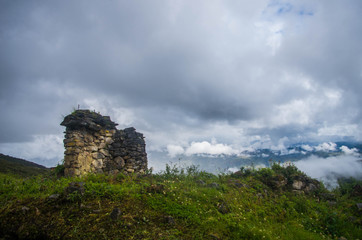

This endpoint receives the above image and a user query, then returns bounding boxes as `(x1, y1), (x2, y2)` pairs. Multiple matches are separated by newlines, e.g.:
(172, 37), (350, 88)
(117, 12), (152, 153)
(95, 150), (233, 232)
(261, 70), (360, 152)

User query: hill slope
(0, 164), (361, 239)
(0, 153), (49, 177)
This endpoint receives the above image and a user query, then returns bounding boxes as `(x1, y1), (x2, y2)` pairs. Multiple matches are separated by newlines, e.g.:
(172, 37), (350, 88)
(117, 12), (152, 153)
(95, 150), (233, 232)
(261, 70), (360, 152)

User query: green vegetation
(0, 154), (49, 177)
(0, 163), (361, 239)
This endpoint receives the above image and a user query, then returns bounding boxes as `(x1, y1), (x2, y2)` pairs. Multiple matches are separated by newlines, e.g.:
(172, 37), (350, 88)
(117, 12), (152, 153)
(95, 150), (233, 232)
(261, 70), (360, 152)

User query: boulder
(208, 182), (220, 189)
(48, 194), (61, 200)
(304, 183), (318, 193)
(356, 203), (362, 211)
(292, 180), (305, 190)
(227, 179), (247, 188)
(217, 202), (230, 214)
(110, 208), (122, 220)
(196, 180), (206, 186)
(64, 182), (85, 196)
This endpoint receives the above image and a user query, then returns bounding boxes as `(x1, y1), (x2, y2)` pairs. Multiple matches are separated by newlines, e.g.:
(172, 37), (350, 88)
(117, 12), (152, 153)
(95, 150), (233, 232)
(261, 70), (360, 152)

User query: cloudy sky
(0, 0), (361, 167)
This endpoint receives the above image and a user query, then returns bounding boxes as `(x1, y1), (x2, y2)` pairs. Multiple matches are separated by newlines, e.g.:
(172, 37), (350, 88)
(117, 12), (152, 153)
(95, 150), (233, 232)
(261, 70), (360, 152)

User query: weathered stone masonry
(61, 110), (147, 177)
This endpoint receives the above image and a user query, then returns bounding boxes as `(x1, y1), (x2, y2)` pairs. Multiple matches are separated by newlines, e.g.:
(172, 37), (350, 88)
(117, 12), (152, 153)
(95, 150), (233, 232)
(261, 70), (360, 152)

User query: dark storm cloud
(0, 0), (362, 153)
(0, 0), (260, 143)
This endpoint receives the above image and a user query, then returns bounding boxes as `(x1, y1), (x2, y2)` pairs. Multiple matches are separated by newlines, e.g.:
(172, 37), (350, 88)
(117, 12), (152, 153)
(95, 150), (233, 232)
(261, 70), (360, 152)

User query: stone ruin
(60, 109), (147, 177)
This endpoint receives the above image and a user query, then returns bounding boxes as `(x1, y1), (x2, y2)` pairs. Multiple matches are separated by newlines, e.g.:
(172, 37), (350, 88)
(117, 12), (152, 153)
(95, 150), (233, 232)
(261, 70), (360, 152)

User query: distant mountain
(0, 153), (49, 177)
(149, 141), (362, 173)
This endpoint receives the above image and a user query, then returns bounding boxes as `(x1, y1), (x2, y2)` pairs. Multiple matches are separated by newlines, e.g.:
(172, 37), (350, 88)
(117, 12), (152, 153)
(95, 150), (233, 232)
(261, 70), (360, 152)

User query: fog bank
(294, 155), (362, 188)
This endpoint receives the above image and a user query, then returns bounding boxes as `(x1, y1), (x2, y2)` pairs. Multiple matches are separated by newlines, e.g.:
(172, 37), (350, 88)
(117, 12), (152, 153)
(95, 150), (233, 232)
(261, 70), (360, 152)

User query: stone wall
(61, 110), (147, 177)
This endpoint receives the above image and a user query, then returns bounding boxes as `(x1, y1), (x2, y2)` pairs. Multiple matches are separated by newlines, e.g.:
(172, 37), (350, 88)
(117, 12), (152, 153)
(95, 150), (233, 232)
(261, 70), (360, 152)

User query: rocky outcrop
(291, 175), (320, 194)
(61, 110), (147, 177)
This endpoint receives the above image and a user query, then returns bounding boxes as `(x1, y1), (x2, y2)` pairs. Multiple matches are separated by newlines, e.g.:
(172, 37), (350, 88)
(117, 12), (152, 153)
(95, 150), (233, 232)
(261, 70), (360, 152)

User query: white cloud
(301, 144), (314, 152)
(185, 139), (239, 156)
(271, 136), (289, 153)
(318, 124), (358, 137)
(270, 99), (312, 127)
(300, 143), (360, 155)
(340, 146), (359, 156)
(111, 108), (135, 127)
(288, 149), (298, 154)
(323, 89), (341, 106)
(268, 85), (343, 129)
(227, 167), (240, 173)
(83, 98), (135, 127)
(295, 155), (362, 188)
(255, 21), (284, 55)
(167, 144), (185, 158)
(1, 0), (362, 169)
(315, 142), (337, 152)
(0, 134), (64, 167)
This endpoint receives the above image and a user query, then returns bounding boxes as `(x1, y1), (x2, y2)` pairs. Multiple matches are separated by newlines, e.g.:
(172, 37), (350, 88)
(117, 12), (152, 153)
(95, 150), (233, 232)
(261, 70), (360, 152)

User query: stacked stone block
(61, 110), (147, 177)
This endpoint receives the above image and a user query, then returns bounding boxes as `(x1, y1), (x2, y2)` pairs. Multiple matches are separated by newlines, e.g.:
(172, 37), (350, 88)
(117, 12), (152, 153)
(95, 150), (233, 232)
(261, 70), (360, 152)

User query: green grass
(0, 164), (361, 239)
(0, 153), (50, 177)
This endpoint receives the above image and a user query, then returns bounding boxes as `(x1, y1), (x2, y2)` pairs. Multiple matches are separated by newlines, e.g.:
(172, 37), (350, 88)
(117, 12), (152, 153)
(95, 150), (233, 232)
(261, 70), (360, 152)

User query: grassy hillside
(0, 164), (361, 239)
(0, 153), (49, 177)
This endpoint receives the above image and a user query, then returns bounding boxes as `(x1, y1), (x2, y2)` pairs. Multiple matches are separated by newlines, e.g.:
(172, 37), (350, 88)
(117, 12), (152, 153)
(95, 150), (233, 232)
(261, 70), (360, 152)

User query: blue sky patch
(299, 10), (314, 16)
(266, 1), (314, 18)
(276, 3), (293, 15)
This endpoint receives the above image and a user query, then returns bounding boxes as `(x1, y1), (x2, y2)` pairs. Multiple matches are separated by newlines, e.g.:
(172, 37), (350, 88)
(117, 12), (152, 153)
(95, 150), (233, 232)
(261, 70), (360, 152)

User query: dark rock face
(61, 110), (147, 177)
(61, 110), (118, 131)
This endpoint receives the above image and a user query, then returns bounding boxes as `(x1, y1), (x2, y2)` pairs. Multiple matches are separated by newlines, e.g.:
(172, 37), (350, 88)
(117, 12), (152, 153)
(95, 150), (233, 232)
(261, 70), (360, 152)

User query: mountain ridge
(0, 153), (49, 177)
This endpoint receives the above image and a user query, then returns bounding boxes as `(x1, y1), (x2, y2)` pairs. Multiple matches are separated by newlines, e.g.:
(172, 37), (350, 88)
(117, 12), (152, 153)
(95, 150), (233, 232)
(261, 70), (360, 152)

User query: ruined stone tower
(60, 110), (147, 177)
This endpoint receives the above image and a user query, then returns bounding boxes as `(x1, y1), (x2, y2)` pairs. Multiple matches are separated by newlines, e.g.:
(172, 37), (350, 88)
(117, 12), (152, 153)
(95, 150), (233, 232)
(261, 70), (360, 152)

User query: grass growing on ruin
(0, 164), (361, 239)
